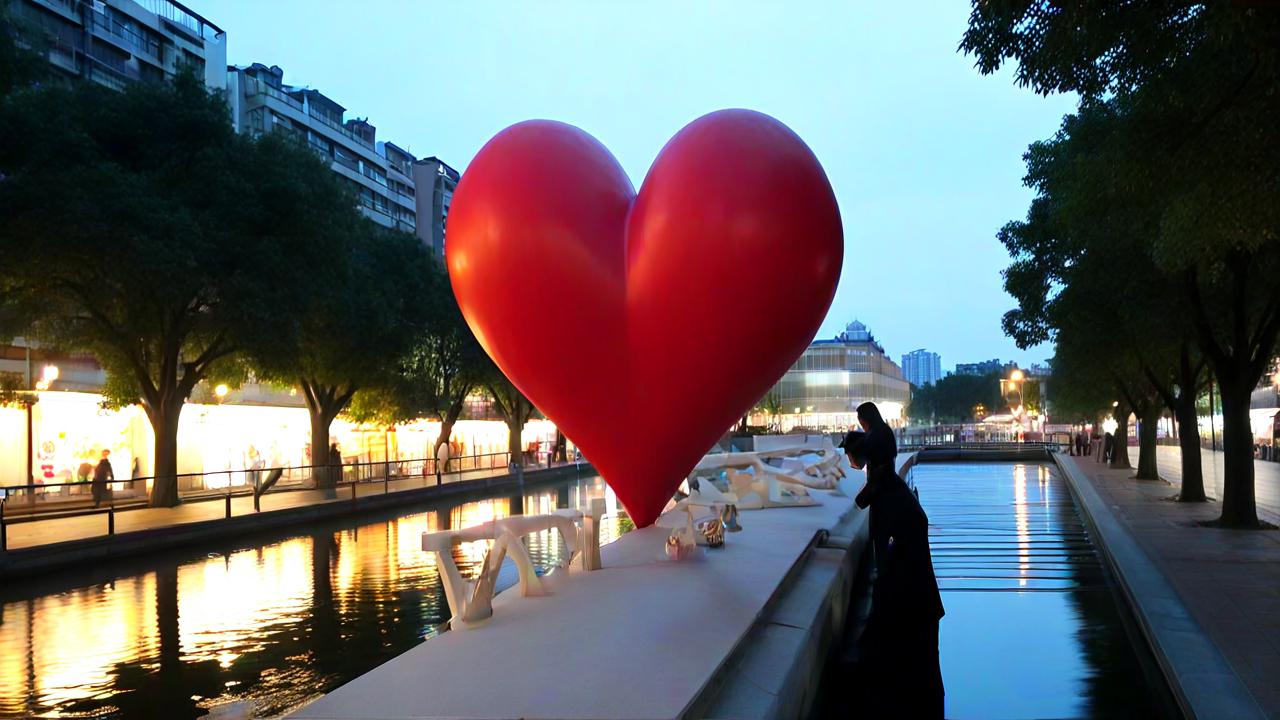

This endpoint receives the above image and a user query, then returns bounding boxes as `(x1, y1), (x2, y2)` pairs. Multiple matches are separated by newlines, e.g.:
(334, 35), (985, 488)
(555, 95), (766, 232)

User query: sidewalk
(1066, 455), (1280, 718)
(1138, 445), (1280, 521)
(2, 463), (554, 552)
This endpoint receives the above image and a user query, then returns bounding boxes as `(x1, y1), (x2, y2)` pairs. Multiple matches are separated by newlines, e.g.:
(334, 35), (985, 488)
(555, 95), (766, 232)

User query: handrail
(0, 445), (575, 551)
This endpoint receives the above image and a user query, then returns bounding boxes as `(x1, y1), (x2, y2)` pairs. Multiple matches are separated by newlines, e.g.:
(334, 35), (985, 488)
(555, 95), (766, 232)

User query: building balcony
(89, 11), (165, 66)
(307, 106), (375, 150)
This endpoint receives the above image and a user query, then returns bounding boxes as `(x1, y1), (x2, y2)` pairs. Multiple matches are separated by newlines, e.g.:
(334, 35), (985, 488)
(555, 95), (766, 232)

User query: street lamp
(214, 384), (229, 403)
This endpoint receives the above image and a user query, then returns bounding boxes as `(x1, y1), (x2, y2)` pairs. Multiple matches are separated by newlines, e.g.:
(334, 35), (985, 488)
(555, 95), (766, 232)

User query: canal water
(0, 474), (631, 719)
(911, 462), (1176, 719)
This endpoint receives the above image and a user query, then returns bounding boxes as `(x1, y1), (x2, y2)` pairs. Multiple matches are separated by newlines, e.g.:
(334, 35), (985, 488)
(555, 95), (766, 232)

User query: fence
(0, 446), (573, 552)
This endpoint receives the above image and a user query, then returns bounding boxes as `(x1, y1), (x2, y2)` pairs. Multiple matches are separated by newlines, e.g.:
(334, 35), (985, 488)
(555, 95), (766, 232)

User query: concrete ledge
(694, 508), (868, 719)
(289, 492), (859, 720)
(0, 464), (591, 581)
(1053, 453), (1266, 720)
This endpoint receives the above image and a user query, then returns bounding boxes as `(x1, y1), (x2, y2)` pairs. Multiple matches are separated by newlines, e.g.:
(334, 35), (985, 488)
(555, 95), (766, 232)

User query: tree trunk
(1174, 396), (1206, 502)
(434, 401), (462, 470)
(148, 406), (182, 507)
(1110, 410), (1132, 470)
(1217, 377), (1258, 527)
(508, 421), (523, 467)
(310, 411), (336, 489)
(1134, 404), (1161, 480)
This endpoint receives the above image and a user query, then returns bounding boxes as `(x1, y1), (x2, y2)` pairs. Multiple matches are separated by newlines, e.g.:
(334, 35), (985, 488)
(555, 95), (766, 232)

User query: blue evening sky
(201, 0), (1076, 372)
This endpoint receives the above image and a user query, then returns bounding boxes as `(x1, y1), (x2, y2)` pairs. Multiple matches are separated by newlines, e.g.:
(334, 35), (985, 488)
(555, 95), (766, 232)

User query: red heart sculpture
(447, 110), (842, 527)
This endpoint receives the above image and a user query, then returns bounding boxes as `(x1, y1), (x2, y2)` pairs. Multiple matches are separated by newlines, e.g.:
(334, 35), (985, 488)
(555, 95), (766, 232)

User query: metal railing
(900, 438), (1072, 454)
(0, 446), (574, 552)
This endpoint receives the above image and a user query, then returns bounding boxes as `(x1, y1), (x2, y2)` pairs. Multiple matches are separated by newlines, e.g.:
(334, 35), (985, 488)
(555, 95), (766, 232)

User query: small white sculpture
(421, 499), (606, 630)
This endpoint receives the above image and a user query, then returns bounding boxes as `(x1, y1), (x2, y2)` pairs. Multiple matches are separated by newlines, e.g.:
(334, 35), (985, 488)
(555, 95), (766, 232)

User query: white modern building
(753, 320), (911, 431)
(902, 348), (942, 388)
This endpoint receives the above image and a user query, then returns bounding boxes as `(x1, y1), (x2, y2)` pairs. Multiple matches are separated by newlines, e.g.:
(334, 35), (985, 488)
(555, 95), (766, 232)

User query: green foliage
(0, 3), (50, 98)
(0, 71), (380, 503)
(248, 219), (437, 427)
(965, 0), (1280, 523)
(908, 372), (1006, 424)
(345, 266), (485, 430)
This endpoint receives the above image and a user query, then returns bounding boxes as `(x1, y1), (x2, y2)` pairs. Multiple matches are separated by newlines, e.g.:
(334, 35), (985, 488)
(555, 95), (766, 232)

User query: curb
(1052, 453), (1265, 720)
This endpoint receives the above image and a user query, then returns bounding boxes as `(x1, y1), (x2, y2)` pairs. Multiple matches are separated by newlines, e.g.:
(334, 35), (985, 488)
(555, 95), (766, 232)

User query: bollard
(225, 492), (232, 519)
(107, 504), (115, 536)
(351, 482), (357, 502)
(1, 500), (6, 551)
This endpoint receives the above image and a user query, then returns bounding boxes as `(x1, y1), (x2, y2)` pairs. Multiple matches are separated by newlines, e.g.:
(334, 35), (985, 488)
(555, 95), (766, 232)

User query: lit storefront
(0, 390), (566, 490)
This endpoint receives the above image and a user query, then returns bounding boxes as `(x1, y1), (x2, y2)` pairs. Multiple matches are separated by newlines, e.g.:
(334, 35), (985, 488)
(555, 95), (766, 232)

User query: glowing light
(41, 365), (59, 384)
(214, 384), (229, 399)
(1009, 369), (1024, 382)
(1014, 464), (1029, 587)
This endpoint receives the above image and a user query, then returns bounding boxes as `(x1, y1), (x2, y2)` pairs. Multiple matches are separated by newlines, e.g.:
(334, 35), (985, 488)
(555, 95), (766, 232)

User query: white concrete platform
(289, 492), (856, 720)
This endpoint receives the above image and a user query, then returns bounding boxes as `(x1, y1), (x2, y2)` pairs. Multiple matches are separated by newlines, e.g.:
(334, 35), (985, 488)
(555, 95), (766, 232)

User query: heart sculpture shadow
(447, 109), (843, 527)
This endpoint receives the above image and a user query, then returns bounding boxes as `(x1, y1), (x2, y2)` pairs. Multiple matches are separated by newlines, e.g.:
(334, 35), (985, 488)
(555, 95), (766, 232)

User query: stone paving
(1068, 453), (1280, 718)
(1146, 445), (1280, 521)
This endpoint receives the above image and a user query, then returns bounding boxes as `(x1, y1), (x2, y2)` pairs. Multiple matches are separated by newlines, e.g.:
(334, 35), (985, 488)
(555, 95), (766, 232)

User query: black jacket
(857, 472), (944, 623)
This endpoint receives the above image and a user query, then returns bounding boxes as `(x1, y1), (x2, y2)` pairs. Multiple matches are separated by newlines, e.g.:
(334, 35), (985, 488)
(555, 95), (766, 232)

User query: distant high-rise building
(11, 0), (226, 91)
(901, 349), (942, 387)
(955, 359), (1006, 376)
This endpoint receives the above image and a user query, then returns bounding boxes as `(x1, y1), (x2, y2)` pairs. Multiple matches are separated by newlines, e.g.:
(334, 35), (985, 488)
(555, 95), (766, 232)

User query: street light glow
(214, 384), (229, 398)
(1010, 369), (1024, 382)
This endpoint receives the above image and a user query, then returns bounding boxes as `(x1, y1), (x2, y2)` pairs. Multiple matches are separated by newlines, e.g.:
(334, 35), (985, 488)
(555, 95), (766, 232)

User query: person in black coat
(842, 401), (945, 718)
(92, 449), (114, 508)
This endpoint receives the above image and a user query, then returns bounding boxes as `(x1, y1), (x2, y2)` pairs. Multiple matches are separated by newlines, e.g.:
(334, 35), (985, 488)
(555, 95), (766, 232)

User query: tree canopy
(0, 72), (376, 504)
(965, 0), (1280, 524)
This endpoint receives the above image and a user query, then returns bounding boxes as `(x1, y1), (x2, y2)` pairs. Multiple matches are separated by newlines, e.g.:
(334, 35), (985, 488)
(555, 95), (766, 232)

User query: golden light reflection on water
(1014, 464), (1030, 588)
(0, 475), (628, 719)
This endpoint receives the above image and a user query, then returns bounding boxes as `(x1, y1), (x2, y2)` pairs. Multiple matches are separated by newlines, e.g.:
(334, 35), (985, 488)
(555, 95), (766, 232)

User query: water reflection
(0, 474), (631, 718)
(914, 462), (1173, 719)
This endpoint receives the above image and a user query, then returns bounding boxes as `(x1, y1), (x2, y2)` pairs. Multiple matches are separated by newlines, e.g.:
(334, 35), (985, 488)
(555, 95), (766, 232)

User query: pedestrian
(247, 445), (263, 490)
(328, 442), (342, 487)
(1103, 432), (1114, 463)
(841, 402), (945, 718)
(92, 449), (115, 508)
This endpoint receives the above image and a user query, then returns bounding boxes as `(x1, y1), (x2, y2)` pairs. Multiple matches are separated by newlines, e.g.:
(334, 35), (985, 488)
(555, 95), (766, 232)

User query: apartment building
(9, 0), (225, 91)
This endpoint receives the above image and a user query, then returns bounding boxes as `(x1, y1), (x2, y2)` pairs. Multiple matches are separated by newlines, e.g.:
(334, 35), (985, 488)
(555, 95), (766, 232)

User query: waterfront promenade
(1139, 445), (1280, 521)
(0, 462), (589, 581)
(1066, 454), (1280, 718)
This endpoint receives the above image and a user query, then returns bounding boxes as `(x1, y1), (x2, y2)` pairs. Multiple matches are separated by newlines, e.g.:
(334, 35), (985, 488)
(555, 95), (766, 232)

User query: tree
(965, 2), (1280, 525)
(486, 369), (537, 468)
(346, 267), (488, 463)
(0, 73), (362, 506)
(908, 372), (1005, 425)
(0, 4), (49, 98)
(250, 223), (436, 488)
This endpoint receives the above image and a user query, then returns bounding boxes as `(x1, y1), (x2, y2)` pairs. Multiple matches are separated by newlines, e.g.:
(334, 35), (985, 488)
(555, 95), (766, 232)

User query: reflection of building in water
(754, 320), (910, 430)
